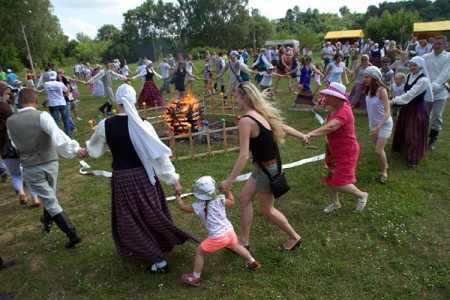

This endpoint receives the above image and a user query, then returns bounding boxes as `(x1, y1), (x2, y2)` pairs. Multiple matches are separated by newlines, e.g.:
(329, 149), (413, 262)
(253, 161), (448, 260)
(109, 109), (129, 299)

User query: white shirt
(252, 54), (270, 69)
(423, 50), (450, 100)
(9, 107), (80, 158)
(260, 72), (276, 86)
(158, 62), (172, 79)
(132, 68), (162, 82)
(321, 46), (334, 59)
(192, 194), (233, 238)
(86, 117), (179, 185)
(44, 80), (67, 106)
(121, 65), (130, 76)
(393, 72), (431, 105)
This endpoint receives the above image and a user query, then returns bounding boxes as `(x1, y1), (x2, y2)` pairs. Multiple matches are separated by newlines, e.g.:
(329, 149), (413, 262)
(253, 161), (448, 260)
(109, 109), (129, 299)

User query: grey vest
(7, 109), (58, 167)
(102, 70), (112, 88)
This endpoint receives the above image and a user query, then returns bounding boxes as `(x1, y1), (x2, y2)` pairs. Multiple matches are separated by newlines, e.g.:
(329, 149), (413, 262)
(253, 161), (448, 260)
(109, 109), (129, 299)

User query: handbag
(1, 134), (20, 159)
(257, 143), (290, 199)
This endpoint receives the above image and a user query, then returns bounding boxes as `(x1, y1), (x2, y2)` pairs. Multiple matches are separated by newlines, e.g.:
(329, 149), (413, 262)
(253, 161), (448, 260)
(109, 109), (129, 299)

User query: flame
(164, 91), (204, 135)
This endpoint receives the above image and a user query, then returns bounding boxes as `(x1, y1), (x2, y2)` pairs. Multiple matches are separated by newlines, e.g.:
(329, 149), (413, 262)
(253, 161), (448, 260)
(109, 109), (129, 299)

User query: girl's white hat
(193, 176), (216, 200)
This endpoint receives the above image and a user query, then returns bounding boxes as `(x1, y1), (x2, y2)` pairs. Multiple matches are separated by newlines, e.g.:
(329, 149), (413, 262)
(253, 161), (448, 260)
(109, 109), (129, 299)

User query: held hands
(302, 134), (311, 146)
(77, 148), (88, 158)
(173, 182), (183, 195)
(220, 179), (232, 193)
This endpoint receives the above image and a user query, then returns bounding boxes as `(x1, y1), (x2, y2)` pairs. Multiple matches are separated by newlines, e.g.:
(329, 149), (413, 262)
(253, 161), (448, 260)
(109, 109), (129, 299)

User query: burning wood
(164, 92), (205, 135)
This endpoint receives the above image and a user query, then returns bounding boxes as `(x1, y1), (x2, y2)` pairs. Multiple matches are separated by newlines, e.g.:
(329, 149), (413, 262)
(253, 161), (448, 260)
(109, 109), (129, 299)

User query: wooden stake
(222, 122), (228, 152)
(222, 98), (225, 115)
(142, 102), (147, 120)
(205, 125), (211, 154)
(188, 125), (195, 160)
(169, 129), (177, 161)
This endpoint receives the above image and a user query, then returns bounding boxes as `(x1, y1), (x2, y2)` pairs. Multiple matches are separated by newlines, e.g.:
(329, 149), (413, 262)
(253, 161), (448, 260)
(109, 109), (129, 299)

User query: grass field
(0, 61), (449, 299)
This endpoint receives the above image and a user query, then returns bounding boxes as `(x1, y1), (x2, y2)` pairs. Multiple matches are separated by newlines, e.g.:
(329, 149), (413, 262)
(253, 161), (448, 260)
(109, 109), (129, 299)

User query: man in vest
(214, 52), (226, 93)
(7, 88), (87, 248)
(87, 61), (127, 114)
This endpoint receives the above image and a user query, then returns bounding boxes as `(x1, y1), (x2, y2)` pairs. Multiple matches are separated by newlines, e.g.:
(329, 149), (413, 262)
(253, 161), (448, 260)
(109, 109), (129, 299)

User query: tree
(0, 0), (67, 68)
(96, 25), (120, 41)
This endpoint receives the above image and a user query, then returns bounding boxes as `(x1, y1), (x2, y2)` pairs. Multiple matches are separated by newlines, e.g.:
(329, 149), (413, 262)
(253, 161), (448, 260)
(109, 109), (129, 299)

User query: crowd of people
(0, 33), (448, 291)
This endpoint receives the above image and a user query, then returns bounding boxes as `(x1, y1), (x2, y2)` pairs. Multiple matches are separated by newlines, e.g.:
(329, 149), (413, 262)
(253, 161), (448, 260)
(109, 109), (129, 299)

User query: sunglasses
(237, 82), (248, 95)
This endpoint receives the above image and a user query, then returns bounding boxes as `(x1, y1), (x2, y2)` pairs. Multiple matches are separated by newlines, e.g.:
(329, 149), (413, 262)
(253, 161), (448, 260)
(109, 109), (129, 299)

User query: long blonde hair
(235, 82), (285, 144)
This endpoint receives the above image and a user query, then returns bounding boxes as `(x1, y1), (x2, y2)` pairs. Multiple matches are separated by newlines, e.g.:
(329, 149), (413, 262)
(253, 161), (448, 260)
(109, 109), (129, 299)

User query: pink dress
(322, 103), (360, 186)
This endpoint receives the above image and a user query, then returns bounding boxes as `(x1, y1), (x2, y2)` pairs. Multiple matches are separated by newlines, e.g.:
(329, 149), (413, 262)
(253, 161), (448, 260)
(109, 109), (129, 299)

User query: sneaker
(355, 193), (369, 212)
(181, 273), (201, 287)
(245, 260), (261, 270)
(324, 203), (341, 213)
(428, 140), (436, 151)
(76, 117), (83, 121)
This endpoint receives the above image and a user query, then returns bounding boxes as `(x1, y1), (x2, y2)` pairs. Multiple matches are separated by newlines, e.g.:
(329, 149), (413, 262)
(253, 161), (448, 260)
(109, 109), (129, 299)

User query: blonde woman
(220, 82), (305, 251)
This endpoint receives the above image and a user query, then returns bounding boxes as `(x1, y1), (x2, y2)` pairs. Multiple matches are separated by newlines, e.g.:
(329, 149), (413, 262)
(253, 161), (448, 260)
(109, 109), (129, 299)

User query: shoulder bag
(257, 143), (290, 199)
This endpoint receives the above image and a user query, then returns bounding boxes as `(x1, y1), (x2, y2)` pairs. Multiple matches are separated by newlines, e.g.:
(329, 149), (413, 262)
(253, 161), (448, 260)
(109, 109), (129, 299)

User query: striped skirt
(138, 80), (164, 108)
(111, 167), (199, 263)
(349, 82), (366, 110)
(392, 102), (429, 166)
(295, 86), (315, 106)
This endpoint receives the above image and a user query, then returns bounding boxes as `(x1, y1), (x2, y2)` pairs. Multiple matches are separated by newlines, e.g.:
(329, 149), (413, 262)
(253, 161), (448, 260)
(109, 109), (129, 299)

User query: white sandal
(355, 193), (369, 212)
(324, 203), (341, 213)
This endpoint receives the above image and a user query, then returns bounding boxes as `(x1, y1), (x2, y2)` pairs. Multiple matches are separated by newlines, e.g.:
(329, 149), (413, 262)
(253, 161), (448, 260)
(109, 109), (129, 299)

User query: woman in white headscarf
(86, 83), (199, 274)
(390, 56), (432, 168)
(363, 66), (393, 183)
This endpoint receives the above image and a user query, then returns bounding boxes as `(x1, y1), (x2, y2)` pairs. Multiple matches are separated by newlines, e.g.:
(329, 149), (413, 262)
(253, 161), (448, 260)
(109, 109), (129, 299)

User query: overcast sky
(51, 0), (402, 40)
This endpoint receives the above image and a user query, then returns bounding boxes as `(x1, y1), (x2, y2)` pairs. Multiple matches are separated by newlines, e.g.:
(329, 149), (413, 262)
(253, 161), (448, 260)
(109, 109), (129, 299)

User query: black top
(242, 115), (276, 162)
(174, 68), (186, 91)
(405, 73), (426, 105)
(105, 115), (143, 170)
(145, 68), (154, 81)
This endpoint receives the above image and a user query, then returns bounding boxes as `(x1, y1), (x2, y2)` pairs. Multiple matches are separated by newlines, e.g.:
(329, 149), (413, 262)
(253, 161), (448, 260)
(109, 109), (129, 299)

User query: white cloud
(61, 16), (98, 40)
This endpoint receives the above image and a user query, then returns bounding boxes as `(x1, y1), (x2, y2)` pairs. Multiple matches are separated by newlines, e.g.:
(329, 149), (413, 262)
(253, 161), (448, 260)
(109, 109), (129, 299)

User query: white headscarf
(410, 56), (434, 102)
(115, 84), (172, 184)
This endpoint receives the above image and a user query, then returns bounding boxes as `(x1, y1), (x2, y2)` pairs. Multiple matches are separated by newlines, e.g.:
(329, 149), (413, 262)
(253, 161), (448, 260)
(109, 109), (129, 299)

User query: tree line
(1, 0), (448, 71)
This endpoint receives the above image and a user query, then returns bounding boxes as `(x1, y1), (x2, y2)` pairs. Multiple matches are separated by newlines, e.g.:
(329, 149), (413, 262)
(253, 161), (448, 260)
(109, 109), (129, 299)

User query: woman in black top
(87, 84), (199, 273)
(220, 82), (306, 251)
(170, 61), (199, 99)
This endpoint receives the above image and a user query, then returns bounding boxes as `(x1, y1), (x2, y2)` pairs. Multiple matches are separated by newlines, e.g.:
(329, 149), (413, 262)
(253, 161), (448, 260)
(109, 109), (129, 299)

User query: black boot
(98, 102), (108, 114)
(429, 129), (439, 151)
(40, 209), (53, 233)
(52, 212), (82, 248)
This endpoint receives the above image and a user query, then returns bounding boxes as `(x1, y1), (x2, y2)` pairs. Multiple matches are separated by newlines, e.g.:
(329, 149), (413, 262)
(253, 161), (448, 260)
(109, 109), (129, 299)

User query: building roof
(324, 30), (364, 40)
(413, 20), (450, 32)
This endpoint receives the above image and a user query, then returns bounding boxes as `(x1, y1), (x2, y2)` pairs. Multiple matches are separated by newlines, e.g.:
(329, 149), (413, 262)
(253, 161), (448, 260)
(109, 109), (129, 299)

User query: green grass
(1, 61), (449, 299)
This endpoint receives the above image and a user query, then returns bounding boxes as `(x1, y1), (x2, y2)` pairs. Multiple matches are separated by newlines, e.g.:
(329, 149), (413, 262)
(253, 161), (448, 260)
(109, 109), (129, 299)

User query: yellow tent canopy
(413, 21), (450, 33)
(324, 30), (364, 40)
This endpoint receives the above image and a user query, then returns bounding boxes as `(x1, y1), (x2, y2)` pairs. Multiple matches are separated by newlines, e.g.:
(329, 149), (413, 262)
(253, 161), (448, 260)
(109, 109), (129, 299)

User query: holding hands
(77, 148), (88, 158)
(302, 134), (311, 146)
(173, 182), (183, 195)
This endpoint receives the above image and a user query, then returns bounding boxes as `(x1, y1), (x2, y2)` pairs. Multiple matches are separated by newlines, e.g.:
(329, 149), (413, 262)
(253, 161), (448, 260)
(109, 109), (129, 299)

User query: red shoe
(245, 260), (261, 270)
(181, 273), (201, 287)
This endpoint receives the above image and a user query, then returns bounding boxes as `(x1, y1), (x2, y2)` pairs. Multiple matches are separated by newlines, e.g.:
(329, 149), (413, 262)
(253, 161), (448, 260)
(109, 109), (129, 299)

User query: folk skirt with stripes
(392, 101), (429, 166)
(111, 167), (199, 263)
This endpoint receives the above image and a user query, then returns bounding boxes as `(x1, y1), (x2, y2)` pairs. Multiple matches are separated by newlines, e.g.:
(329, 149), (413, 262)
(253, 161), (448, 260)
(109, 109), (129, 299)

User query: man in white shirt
(7, 88), (87, 248)
(214, 52), (226, 93)
(217, 51), (253, 99)
(423, 35), (450, 150)
(158, 58), (173, 93)
(321, 42), (334, 70)
(44, 71), (72, 135)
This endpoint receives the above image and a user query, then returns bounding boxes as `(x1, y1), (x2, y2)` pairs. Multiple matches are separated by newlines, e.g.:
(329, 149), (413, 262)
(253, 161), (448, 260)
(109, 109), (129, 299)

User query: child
(259, 65), (283, 100)
(364, 66), (393, 183)
(391, 73), (406, 125)
(202, 65), (215, 97)
(380, 57), (394, 91)
(313, 62), (323, 95)
(175, 176), (260, 287)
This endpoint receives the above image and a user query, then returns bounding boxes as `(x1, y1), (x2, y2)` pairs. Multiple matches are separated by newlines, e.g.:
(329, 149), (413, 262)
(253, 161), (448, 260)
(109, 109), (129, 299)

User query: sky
(51, 0), (402, 40)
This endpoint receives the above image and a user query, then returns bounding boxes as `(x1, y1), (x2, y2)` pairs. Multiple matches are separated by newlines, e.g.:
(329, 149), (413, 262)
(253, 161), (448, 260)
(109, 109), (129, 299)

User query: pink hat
(319, 82), (348, 101)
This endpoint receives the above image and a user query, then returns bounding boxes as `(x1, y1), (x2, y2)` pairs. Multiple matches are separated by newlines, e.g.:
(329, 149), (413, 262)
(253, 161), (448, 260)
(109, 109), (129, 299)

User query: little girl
(391, 73), (406, 125)
(363, 66), (393, 183)
(175, 176), (260, 287)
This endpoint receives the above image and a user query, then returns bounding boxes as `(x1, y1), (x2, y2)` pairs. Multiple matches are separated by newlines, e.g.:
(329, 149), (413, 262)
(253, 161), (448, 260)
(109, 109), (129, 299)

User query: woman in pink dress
(303, 82), (369, 213)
